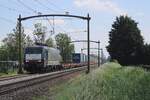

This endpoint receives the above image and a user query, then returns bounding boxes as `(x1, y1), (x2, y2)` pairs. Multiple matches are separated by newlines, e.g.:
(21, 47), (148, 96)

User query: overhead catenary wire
(0, 3), (31, 14)
(0, 17), (35, 35)
(32, 17), (67, 35)
(33, 14), (55, 35)
(34, 0), (60, 13)
(34, 0), (78, 35)
(45, 16), (55, 35)
(47, 0), (66, 12)
(17, 0), (38, 14)
(33, 0), (68, 35)
(16, 0), (55, 36)
(0, 0), (74, 40)
(0, 17), (16, 25)
(6, 0), (21, 7)
(36, 0), (70, 35)
(20, 0), (56, 35)
(15, 0), (84, 37)
(32, 0), (82, 36)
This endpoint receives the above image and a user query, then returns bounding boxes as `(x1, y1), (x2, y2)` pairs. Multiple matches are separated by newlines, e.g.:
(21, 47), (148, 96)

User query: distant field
(55, 62), (150, 100)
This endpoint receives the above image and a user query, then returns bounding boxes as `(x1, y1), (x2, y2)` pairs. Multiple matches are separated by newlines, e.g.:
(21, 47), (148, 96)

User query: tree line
(107, 15), (150, 65)
(0, 22), (74, 63)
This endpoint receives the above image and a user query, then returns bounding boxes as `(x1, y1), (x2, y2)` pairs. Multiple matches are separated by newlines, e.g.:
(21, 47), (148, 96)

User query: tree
(0, 45), (8, 61)
(55, 33), (74, 63)
(25, 35), (34, 47)
(107, 16), (144, 65)
(2, 22), (26, 61)
(33, 23), (47, 43)
(45, 37), (54, 47)
(140, 44), (150, 65)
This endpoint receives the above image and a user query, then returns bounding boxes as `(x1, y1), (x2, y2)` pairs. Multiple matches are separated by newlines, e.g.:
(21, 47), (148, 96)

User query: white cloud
(74, 0), (126, 15)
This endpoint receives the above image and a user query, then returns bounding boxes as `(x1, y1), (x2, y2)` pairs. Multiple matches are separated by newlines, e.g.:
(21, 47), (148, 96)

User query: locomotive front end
(24, 46), (45, 73)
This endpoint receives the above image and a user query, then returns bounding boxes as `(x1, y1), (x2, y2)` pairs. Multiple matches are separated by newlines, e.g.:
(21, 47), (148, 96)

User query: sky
(0, 0), (150, 57)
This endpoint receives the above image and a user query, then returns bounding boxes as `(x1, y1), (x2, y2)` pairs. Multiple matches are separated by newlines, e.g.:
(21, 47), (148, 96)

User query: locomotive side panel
(47, 48), (62, 66)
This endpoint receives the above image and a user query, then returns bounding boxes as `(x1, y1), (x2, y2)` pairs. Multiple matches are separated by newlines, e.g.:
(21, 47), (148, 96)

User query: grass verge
(55, 62), (150, 100)
(0, 70), (18, 77)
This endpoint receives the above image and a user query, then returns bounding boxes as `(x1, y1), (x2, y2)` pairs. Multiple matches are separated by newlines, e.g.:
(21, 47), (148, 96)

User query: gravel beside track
(0, 66), (87, 100)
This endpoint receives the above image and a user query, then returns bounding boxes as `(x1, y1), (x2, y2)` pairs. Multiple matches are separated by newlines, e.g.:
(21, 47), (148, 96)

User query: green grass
(55, 62), (150, 100)
(0, 70), (18, 77)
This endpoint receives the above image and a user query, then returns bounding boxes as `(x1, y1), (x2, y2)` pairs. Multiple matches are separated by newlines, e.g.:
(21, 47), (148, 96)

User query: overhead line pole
(98, 41), (100, 67)
(87, 14), (90, 73)
(18, 14), (23, 74)
(100, 48), (103, 64)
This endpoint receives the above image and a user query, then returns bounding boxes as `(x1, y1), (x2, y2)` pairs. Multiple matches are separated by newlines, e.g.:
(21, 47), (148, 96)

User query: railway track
(0, 66), (87, 97)
(0, 74), (30, 82)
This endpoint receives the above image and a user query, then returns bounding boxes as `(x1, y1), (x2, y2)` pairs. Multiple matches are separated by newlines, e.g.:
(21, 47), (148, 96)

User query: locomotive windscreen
(25, 47), (43, 61)
(25, 47), (42, 54)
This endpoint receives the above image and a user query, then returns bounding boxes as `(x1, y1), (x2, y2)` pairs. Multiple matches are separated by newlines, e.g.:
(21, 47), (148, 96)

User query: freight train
(24, 45), (98, 73)
(70, 53), (98, 67)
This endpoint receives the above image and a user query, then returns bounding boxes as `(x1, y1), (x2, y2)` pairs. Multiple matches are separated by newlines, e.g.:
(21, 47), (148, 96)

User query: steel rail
(0, 74), (30, 82)
(0, 66), (87, 96)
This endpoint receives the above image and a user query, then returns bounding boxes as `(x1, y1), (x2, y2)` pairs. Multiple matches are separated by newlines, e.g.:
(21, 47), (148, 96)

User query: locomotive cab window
(25, 47), (43, 61)
(25, 47), (43, 54)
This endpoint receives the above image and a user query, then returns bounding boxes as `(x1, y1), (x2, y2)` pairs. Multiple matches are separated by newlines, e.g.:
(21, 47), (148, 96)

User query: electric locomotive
(24, 45), (62, 73)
